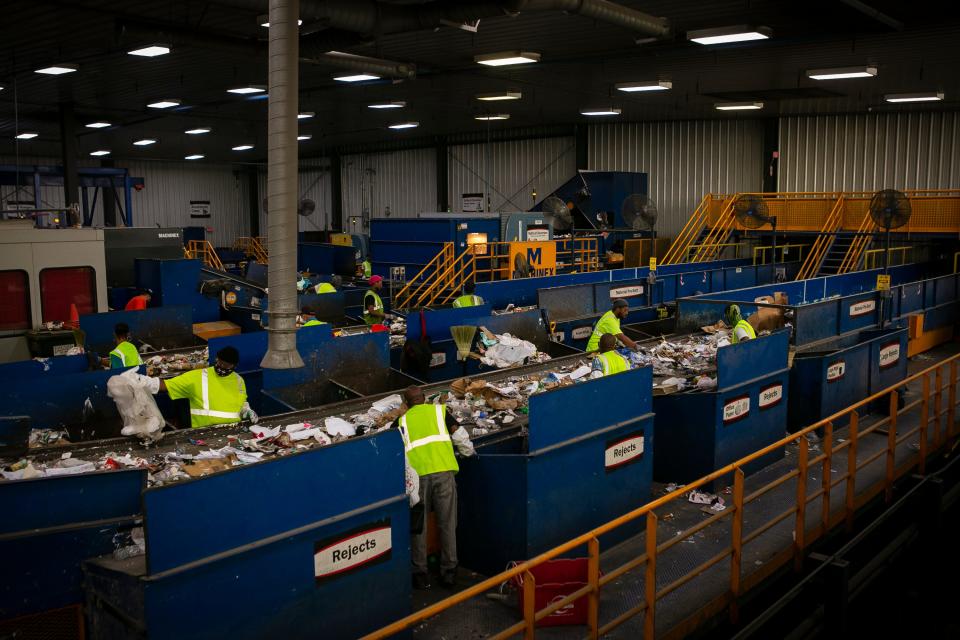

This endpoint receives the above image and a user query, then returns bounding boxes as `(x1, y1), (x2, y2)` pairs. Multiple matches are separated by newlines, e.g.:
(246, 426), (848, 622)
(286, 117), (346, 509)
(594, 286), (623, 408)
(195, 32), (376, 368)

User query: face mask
(214, 364), (233, 377)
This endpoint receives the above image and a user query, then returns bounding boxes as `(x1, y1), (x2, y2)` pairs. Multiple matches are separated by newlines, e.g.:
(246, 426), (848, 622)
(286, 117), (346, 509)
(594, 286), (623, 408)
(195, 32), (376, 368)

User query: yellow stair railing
(393, 243), (455, 309)
(690, 196), (738, 262)
(233, 236), (268, 263)
(185, 240), (225, 271)
(837, 210), (875, 275)
(662, 193), (718, 265)
(795, 195), (844, 280)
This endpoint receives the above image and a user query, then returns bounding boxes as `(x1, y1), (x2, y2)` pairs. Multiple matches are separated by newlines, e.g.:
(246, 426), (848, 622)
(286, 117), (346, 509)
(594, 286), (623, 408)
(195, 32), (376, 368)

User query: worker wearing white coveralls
(392, 385), (475, 590)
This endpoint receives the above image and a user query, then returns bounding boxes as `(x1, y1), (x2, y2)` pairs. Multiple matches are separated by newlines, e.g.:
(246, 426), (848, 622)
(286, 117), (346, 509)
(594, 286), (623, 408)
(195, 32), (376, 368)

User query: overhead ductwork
(520, 0), (669, 38)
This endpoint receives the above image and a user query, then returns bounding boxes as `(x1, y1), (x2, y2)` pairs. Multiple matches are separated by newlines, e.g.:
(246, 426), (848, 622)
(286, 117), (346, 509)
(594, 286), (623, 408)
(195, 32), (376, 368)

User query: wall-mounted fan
(734, 194), (778, 261)
(868, 188), (911, 274)
(541, 195), (574, 233)
(621, 194), (658, 238)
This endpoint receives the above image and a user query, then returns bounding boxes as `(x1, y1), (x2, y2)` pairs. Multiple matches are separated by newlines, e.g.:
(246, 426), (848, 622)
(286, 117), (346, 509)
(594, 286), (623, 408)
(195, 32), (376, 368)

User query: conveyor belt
(409, 343), (960, 639)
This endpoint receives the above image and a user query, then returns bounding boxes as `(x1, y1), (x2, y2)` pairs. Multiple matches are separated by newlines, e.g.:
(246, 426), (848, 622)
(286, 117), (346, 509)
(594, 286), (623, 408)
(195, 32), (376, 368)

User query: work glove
(240, 402), (259, 424)
(451, 427), (476, 457)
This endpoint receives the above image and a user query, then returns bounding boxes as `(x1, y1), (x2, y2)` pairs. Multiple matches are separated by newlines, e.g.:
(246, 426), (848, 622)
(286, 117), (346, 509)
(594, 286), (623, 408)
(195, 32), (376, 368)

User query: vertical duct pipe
(261, 0), (304, 369)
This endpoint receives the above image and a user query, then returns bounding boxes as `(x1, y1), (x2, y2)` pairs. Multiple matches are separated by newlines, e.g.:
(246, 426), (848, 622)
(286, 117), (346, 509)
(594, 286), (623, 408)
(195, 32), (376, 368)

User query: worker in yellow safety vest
(586, 298), (640, 352)
(361, 258), (372, 279)
(392, 385), (475, 590)
(726, 304), (756, 344)
(592, 333), (629, 376)
(451, 281), (483, 308)
(364, 275), (386, 325)
(300, 306), (327, 327)
(313, 275), (341, 294)
(139, 346), (258, 429)
(103, 323), (143, 369)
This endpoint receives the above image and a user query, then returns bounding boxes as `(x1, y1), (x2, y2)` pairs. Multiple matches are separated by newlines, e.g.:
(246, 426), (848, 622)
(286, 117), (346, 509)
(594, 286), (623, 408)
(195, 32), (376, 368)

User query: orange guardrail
(691, 196), (738, 263)
(365, 353), (960, 640)
(795, 195), (844, 280)
(233, 236), (268, 263)
(838, 210), (876, 275)
(393, 243), (455, 309)
(185, 240), (224, 271)
(662, 194), (720, 265)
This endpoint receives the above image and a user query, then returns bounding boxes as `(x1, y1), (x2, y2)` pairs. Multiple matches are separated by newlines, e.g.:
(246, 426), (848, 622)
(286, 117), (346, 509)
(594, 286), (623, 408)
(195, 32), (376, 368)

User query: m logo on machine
(723, 395), (750, 424)
(759, 384), (783, 409)
(849, 300), (876, 317)
(315, 520), (392, 583)
(605, 431), (645, 472)
(571, 326), (593, 340)
(610, 285), (644, 299)
(827, 360), (846, 382)
(878, 342), (901, 369)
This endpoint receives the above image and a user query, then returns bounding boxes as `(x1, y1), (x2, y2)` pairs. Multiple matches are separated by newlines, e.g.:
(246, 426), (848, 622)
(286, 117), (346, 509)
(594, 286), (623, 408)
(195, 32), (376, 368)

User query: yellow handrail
(752, 243), (809, 265)
(795, 195), (843, 280)
(686, 242), (745, 261)
(837, 210), (876, 274)
(863, 246), (912, 270)
(393, 242), (454, 309)
(233, 236), (268, 263)
(365, 354), (960, 640)
(185, 240), (224, 271)
(662, 193), (715, 265)
(692, 196), (738, 262)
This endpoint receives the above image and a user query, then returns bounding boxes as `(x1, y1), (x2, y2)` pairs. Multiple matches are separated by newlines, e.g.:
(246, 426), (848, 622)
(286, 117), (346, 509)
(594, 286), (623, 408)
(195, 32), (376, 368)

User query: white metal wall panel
(341, 148), (437, 226)
(588, 121), (764, 238)
(257, 159), (334, 235)
(447, 137), (576, 212)
(778, 112), (960, 192)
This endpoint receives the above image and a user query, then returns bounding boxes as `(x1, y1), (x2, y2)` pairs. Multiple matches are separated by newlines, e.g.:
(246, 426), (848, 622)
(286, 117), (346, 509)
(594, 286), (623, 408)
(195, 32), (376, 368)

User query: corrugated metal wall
(340, 148), (437, 225)
(588, 121), (764, 237)
(447, 137), (576, 212)
(256, 158), (334, 235)
(778, 112), (960, 192)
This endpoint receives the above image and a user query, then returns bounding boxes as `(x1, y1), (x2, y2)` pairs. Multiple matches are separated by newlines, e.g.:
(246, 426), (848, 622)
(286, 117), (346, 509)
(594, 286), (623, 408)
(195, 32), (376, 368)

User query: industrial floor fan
(734, 195), (777, 265)
(868, 188), (911, 327)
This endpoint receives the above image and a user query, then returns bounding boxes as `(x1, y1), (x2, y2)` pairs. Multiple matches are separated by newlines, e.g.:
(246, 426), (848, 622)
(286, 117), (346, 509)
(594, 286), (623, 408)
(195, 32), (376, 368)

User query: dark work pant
(412, 471), (458, 574)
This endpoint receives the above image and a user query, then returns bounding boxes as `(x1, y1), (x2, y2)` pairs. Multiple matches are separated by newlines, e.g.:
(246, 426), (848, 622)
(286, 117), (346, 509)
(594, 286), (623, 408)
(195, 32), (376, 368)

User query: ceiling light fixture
(89, 150), (111, 157)
(333, 73), (380, 82)
(85, 121), (112, 129)
(185, 127), (211, 135)
(35, 63), (79, 75)
(127, 44), (170, 57)
(297, 112), (315, 119)
(615, 80), (672, 92)
(884, 91), (944, 103)
(580, 107), (621, 116)
(368, 101), (406, 109)
(147, 99), (180, 109)
(133, 138), (157, 146)
(687, 25), (771, 45)
(297, 134), (312, 141)
(185, 154), (205, 160)
(15, 132), (38, 140)
(474, 51), (540, 66)
(476, 91), (522, 101)
(807, 65), (878, 80)
(388, 122), (419, 130)
(232, 145), (254, 151)
(715, 101), (764, 110)
(475, 114), (510, 121)
(227, 85), (266, 94)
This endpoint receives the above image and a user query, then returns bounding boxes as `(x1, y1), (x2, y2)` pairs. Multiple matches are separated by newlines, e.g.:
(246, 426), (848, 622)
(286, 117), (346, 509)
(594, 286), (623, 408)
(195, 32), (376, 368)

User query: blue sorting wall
(370, 217), (501, 279)
(457, 367), (655, 574)
(80, 305), (195, 354)
(136, 258), (220, 323)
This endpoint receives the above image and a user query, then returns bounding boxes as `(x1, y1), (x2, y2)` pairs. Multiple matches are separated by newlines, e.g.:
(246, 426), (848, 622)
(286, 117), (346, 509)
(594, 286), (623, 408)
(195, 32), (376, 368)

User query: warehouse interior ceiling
(1, 0), (958, 162)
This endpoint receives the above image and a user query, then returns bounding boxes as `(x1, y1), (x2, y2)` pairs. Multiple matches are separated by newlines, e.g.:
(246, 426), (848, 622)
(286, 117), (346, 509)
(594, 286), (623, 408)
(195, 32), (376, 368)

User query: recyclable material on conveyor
(143, 348), (209, 376)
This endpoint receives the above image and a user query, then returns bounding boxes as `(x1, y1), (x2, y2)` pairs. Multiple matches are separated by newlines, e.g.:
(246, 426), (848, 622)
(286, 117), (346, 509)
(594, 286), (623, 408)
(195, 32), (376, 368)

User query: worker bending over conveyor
(725, 304), (756, 344)
(103, 323), (143, 369)
(451, 281), (484, 308)
(313, 275), (342, 294)
(124, 289), (152, 311)
(586, 298), (639, 352)
(135, 346), (258, 428)
(592, 334), (629, 376)
(299, 306), (327, 327)
(364, 275), (387, 325)
(390, 385), (475, 590)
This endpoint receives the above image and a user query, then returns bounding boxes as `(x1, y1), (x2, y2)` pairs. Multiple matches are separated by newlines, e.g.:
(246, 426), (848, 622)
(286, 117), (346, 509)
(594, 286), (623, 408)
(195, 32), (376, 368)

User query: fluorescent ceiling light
(297, 134), (312, 141)
(687, 25), (771, 45)
(333, 73), (380, 82)
(185, 154), (205, 160)
(807, 65), (877, 80)
(388, 122), (419, 130)
(227, 85), (266, 94)
(35, 63), (78, 75)
(580, 107), (621, 116)
(127, 44), (170, 57)
(475, 114), (510, 121)
(185, 127), (211, 135)
(133, 138), (157, 146)
(297, 112), (315, 119)
(884, 91), (944, 103)
(15, 132), (38, 139)
(616, 80), (672, 92)
(147, 99), (180, 109)
(476, 91), (522, 101)
(0, 85), (4, 91)
(368, 101), (406, 109)
(85, 121), (111, 129)
(715, 101), (764, 111)
(232, 145), (254, 151)
(260, 19), (303, 27)
(474, 51), (540, 66)
(89, 150), (111, 157)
